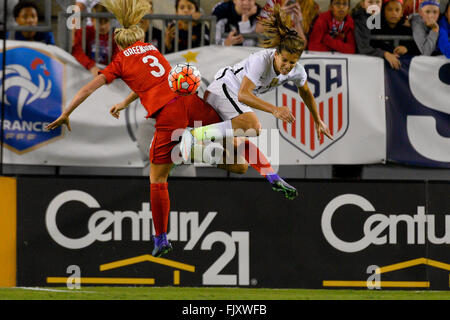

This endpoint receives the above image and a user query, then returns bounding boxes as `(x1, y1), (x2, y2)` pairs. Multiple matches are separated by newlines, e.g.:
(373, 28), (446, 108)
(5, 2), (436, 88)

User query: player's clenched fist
(110, 102), (127, 119)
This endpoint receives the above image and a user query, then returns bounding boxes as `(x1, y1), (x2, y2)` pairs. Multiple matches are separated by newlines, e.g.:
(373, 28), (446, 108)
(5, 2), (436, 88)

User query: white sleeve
(244, 53), (267, 86)
(293, 65), (308, 88)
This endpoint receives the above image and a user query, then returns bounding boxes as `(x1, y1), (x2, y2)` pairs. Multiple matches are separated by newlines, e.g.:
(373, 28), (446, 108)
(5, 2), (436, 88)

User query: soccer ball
(168, 63), (202, 96)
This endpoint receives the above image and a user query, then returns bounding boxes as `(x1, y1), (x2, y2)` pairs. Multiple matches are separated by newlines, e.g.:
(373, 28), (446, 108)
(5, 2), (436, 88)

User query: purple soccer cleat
(152, 233), (173, 257)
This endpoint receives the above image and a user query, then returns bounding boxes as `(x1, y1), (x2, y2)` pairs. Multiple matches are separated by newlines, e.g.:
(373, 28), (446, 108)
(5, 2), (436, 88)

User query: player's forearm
(123, 91), (139, 106)
(238, 91), (275, 114)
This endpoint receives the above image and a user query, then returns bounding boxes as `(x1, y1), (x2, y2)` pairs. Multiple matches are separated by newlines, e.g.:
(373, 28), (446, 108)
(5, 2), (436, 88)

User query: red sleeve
(322, 19), (356, 54)
(99, 54), (122, 84)
(307, 15), (332, 52)
(72, 28), (96, 70)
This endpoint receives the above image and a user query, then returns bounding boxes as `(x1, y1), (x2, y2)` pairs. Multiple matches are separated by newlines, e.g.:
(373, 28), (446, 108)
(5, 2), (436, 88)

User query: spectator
(10, 0), (55, 44)
(138, 0), (162, 51)
(257, 0), (321, 44)
(409, 0), (440, 55)
(308, 0), (356, 53)
(438, 0), (450, 57)
(72, 3), (120, 76)
(212, 0), (261, 46)
(164, 0), (209, 53)
(353, 0), (403, 69)
(372, 0), (420, 55)
(75, 0), (121, 28)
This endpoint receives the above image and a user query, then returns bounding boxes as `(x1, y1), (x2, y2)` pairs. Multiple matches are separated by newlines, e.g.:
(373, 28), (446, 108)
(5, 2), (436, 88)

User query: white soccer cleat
(180, 129), (195, 162)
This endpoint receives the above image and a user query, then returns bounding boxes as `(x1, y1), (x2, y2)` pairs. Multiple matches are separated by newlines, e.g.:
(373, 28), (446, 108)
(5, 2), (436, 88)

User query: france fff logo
(0, 47), (64, 154)
(277, 58), (349, 158)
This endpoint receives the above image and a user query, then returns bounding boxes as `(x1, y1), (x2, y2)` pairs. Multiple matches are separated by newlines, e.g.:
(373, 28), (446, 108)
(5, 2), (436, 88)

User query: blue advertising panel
(1, 46), (64, 153)
(385, 56), (450, 168)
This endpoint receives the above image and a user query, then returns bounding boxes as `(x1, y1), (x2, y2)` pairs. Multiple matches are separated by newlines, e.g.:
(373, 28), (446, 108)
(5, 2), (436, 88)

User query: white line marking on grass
(16, 287), (96, 293)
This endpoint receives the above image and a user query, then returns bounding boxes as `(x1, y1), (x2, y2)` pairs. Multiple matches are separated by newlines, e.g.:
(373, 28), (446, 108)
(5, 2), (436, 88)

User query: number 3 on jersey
(142, 55), (165, 77)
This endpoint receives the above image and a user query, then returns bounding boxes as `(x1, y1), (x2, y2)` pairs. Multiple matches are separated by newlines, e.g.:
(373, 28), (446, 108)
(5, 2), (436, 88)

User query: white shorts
(205, 80), (253, 121)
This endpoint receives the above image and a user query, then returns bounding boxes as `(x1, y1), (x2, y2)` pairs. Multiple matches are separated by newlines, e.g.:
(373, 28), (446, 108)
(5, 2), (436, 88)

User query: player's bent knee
(245, 121), (261, 136)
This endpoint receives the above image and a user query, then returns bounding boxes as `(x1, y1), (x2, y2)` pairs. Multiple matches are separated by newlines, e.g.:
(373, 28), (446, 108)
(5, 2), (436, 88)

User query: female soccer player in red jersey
(46, 0), (297, 258)
(45, 0), (236, 257)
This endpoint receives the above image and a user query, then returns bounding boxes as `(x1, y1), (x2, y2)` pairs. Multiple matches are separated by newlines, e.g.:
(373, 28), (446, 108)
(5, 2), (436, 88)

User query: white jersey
(206, 49), (308, 120)
(213, 48), (307, 96)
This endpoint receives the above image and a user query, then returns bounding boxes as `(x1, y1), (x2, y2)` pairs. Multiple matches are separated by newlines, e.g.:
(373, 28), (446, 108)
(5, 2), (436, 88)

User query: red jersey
(99, 41), (177, 118)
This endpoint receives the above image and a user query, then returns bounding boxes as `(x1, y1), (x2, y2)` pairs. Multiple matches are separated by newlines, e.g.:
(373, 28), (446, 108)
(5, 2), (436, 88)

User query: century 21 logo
(45, 190), (250, 286)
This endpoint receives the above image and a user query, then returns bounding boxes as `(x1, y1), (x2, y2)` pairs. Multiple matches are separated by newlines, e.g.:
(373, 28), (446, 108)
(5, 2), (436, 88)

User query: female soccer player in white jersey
(180, 5), (333, 199)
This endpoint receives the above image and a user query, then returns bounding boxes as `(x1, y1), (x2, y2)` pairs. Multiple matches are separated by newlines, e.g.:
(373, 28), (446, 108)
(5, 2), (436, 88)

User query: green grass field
(1, 287), (450, 300)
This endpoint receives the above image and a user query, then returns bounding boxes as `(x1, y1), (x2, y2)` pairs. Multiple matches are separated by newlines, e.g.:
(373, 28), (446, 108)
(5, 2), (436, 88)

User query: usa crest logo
(1, 47), (64, 154)
(277, 58), (349, 158)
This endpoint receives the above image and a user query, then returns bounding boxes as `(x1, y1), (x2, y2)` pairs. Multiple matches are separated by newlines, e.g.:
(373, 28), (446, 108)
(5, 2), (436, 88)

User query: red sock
(242, 140), (275, 176)
(150, 182), (170, 237)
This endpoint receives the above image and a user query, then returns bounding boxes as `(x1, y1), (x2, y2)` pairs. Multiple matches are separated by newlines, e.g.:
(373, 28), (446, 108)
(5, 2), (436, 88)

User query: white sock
(192, 120), (233, 142)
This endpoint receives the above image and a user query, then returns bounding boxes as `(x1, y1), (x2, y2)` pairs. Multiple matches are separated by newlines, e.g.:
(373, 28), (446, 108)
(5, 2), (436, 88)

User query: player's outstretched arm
(298, 82), (333, 140)
(46, 74), (107, 131)
(110, 91), (139, 119)
(238, 76), (295, 123)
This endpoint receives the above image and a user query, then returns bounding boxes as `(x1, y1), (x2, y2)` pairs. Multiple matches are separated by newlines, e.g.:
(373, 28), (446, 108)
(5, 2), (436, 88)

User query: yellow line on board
(376, 258), (426, 274)
(46, 277), (155, 285)
(323, 281), (430, 288)
(100, 254), (195, 272)
(426, 259), (450, 271)
(376, 258), (450, 274)
(174, 270), (180, 285)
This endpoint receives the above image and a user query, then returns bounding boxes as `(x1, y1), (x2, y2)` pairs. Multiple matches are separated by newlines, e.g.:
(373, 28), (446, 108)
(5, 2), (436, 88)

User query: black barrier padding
(16, 177), (450, 289)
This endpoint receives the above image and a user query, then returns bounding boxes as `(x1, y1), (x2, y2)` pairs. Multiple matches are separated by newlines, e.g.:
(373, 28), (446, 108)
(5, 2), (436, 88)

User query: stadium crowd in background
(409, 0), (441, 55)
(8, 0), (55, 45)
(371, 0), (420, 57)
(164, 0), (209, 53)
(138, 0), (162, 51)
(2, 0), (448, 70)
(212, 0), (262, 46)
(307, 0), (356, 53)
(72, 2), (120, 76)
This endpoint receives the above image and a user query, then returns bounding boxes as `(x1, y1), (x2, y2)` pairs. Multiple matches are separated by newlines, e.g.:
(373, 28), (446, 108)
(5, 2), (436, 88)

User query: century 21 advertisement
(16, 177), (450, 290)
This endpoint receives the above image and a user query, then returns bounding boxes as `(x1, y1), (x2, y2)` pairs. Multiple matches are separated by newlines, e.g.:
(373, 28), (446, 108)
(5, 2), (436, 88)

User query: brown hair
(298, 0), (319, 34)
(258, 4), (305, 55)
(101, 0), (150, 48)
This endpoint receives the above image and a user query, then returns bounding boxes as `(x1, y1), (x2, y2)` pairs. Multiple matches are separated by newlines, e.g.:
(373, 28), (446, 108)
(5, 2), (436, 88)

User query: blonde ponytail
(258, 4), (305, 55)
(101, 0), (150, 48)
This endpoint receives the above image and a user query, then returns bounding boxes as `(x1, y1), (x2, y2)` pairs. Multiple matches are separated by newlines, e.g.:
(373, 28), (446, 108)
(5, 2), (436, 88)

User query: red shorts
(149, 93), (222, 164)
